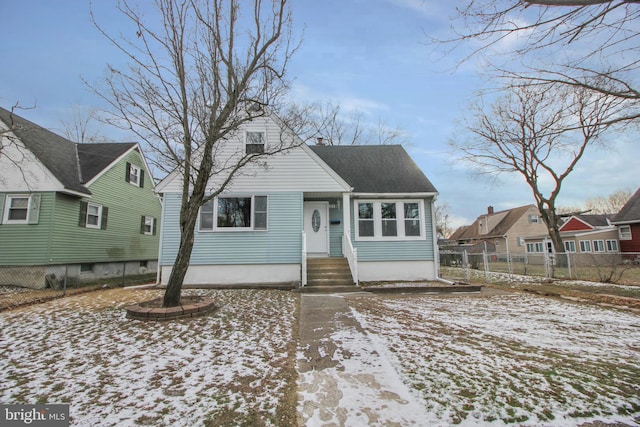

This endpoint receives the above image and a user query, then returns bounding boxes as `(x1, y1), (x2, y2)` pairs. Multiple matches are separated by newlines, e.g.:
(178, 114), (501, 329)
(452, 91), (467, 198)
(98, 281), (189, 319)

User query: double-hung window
(355, 200), (424, 240)
(125, 162), (144, 187)
(579, 240), (592, 253)
(1, 194), (41, 225)
(526, 242), (545, 253)
(381, 203), (397, 237)
(79, 201), (108, 229)
(5, 195), (29, 223)
(86, 204), (102, 228)
(593, 240), (605, 252)
(606, 239), (619, 252)
(618, 225), (632, 240)
(140, 216), (156, 235)
(245, 131), (265, 154)
(199, 195), (268, 231)
(564, 241), (576, 253)
(357, 203), (374, 237)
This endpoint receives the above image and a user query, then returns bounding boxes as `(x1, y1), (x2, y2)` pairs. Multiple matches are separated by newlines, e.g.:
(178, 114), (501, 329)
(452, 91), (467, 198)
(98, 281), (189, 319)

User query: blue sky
(1, 0), (638, 228)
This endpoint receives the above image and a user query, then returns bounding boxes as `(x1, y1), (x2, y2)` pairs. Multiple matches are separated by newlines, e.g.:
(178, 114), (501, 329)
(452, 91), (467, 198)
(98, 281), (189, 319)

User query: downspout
(155, 193), (165, 286)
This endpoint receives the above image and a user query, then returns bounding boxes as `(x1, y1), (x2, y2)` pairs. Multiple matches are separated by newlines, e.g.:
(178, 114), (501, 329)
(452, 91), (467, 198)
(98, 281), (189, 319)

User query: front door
(304, 202), (329, 256)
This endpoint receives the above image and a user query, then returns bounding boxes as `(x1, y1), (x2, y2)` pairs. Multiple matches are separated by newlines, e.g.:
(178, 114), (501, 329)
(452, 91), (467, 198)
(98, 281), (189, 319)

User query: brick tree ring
(126, 296), (217, 321)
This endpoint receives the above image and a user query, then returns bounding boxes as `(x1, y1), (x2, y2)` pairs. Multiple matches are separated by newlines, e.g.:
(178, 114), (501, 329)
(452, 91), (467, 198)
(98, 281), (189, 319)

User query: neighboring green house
(0, 107), (161, 289)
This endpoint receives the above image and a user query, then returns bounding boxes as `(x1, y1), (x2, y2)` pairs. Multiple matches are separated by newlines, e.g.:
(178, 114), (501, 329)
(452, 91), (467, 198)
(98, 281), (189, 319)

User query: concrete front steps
(299, 257), (359, 293)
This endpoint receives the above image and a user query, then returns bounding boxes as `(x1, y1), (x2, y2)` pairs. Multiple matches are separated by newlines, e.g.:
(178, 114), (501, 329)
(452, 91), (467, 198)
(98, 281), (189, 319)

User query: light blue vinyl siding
(160, 192), (303, 265)
(328, 204), (344, 257)
(351, 198), (435, 262)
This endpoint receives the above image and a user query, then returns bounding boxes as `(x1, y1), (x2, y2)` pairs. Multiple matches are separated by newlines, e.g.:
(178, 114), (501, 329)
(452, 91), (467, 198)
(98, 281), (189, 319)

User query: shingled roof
(310, 145), (437, 194)
(0, 107), (136, 195)
(613, 188), (640, 224)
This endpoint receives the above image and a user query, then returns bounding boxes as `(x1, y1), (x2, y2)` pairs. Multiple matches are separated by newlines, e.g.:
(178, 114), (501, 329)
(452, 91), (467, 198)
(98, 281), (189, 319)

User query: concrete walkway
(296, 293), (433, 426)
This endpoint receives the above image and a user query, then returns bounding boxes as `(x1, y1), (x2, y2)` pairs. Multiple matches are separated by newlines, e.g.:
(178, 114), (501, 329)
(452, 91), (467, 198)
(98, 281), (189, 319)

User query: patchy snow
(297, 316), (437, 426)
(346, 293), (640, 426)
(0, 288), (297, 426)
(1, 286), (639, 426)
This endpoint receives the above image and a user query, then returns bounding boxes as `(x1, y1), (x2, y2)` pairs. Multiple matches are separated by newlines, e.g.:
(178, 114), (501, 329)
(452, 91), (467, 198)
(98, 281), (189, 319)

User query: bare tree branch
(90, 0), (302, 307)
(452, 83), (624, 253)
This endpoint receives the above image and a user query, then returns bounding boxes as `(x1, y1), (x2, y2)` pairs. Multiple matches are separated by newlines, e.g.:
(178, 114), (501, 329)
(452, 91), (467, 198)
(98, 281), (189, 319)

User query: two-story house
(0, 107), (161, 289)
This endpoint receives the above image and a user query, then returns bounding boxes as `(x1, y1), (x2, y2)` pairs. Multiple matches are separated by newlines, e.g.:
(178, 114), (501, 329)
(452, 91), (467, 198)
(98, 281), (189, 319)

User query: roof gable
(0, 107), (139, 196)
(559, 216), (594, 232)
(613, 187), (640, 224)
(78, 143), (137, 183)
(309, 145), (437, 194)
(453, 205), (538, 241)
(0, 106), (88, 195)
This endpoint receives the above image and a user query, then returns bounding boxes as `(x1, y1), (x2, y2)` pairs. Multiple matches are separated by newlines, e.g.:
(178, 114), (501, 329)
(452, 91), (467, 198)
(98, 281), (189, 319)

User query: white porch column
(342, 192), (351, 236)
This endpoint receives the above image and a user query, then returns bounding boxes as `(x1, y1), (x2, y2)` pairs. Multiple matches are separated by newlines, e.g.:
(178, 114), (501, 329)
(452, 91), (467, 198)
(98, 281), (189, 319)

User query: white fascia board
(611, 220), (640, 225)
(301, 144), (352, 192)
(352, 192), (439, 199)
(155, 167), (181, 194)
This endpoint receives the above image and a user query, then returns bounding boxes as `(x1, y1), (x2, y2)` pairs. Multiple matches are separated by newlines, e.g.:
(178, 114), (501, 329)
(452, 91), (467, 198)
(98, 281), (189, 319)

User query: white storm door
(304, 202), (329, 255)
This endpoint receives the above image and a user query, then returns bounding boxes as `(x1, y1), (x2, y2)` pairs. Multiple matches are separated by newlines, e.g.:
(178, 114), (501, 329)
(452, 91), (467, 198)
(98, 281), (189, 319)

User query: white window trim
(564, 241), (576, 253)
(579, 240), (592, 253)
(354, 199), (425, 241)
(592, 239), (605, 252)
(128, 164), (142, 187)
(199, 195), (268, 232)
(618, 225), (632, 240)
(86, 203), (103, 229)
(606, 239), (619, 252)
(245, 131), (266, 154)
(3, 194), (30, 224)
(143, 216), (155, 235)
(526, 242), (545, 253)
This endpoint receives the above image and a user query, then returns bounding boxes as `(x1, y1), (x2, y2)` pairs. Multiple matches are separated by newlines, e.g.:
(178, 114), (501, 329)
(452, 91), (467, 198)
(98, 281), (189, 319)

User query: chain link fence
(440, 250), (640, 286)
(0, 262), (157, 311)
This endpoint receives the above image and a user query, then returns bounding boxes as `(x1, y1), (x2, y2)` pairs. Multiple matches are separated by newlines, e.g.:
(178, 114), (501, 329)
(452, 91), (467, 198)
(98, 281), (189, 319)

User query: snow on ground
(0, 288), (297, 426)
(346, 292), (640, 426)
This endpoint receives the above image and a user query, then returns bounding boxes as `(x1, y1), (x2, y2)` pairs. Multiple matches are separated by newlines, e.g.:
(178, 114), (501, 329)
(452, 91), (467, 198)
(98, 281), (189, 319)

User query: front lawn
(0, 288), (299, 426)
(346, 292), (640, 426)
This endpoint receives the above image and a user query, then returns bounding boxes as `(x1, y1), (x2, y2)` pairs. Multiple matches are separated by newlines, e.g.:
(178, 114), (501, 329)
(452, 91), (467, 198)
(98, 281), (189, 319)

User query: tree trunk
(162, 207), (199, 308)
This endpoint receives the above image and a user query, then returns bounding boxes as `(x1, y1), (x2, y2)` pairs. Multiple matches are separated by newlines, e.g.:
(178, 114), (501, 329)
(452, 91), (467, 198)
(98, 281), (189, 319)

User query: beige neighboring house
(524, 214), (619, 255)
(445, 205), (549, 255)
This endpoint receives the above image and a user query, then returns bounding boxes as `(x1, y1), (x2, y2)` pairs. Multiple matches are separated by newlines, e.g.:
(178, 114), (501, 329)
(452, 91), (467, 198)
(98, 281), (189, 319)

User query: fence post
(63, 265), (68, 296)
(483, 250), (489, 283)
(463, 250), (470, 283)
(544, 251), (552, 279)
(122, 262), (126, 287)
(566, 253), (572, 279)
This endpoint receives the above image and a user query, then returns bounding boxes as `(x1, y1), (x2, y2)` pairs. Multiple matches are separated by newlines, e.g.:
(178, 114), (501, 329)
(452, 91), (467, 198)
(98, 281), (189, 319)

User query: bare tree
(0, 103), (39, 186)
(434, 200), (453, 239)
(452, 82), (624, 254)
(303, 101), (405, 145)
(441, 0), (640, 124)
(585, 188), (633, 214)
(92, 0), (301, 307)
(61, 107), (110, 144)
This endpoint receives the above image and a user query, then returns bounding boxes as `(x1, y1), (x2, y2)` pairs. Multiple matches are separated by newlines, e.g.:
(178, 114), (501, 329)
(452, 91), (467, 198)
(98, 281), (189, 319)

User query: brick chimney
(487, 206), (494, 215)
(316, 137), (324, 146)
